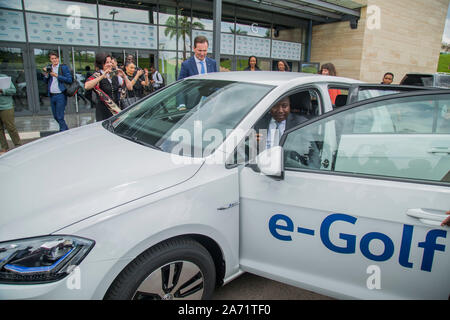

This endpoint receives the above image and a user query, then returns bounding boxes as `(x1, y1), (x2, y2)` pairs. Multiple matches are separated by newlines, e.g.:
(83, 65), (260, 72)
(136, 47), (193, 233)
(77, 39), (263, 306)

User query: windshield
(106, 79), (274, 157)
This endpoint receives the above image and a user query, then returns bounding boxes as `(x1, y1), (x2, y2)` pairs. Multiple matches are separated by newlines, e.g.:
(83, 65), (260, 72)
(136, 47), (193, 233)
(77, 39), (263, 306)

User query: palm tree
(164, 16), (205, 61)
(231, 27), (247, 35)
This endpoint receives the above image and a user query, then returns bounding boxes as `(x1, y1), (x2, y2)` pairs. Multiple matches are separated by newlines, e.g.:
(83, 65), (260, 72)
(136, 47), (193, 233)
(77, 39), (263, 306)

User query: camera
(46, 65), (52, 73)
(110, 67), (118, 77)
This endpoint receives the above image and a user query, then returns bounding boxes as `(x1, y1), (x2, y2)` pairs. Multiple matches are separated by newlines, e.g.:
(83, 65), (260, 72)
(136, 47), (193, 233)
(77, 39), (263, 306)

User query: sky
(443, 4), (450, 44)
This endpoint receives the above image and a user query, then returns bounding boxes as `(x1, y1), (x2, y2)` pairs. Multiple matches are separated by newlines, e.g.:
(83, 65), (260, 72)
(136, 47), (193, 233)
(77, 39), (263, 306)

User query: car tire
(104, 237), (216, 300)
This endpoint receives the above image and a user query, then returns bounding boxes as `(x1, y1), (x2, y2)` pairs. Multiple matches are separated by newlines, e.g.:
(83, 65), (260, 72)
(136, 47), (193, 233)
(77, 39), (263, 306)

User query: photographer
(121, 61), (148, 109)
(42, 51), (72, 131)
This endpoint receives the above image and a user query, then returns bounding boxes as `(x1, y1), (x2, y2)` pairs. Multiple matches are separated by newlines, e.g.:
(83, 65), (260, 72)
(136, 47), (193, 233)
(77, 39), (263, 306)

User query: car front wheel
(104, 238), (216, 300)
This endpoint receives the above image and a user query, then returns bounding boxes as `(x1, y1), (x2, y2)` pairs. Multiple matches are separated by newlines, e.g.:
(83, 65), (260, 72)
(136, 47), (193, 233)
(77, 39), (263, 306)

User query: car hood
(0, 123), (203, 242)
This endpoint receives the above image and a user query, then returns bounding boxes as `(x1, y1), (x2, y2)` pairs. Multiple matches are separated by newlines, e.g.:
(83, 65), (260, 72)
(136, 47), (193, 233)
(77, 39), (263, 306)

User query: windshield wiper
(115, 133), (162, 151)
(104, 119), (115, 133)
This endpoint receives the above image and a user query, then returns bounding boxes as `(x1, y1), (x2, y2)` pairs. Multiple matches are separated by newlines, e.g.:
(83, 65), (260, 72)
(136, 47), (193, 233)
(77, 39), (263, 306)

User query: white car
(0, 72), (449, 300)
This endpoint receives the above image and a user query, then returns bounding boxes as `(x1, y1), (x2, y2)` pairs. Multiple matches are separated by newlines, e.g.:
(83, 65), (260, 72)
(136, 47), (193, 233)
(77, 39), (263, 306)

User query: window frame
(280, 89), (450, 187)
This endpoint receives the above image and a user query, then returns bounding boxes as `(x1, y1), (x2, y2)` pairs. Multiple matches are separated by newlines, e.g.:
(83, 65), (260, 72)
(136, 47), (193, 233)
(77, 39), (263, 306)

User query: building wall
(310, 8), (367, 80)
(311, 0), (449, 83)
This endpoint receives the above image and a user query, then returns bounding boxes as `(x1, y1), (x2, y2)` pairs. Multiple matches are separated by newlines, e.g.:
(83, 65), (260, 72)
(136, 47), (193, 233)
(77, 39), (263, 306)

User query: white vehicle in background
(0, 72), (449, 300)
(400, 72), (450, 89)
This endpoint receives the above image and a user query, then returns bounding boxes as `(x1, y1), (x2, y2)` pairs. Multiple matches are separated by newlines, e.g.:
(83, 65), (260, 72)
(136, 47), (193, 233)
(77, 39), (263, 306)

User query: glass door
(110, 50), (125, 69)
(220, 55), (233, 72)
(236, 56), (271, 71)
(0, 45), (32, 115)
(64, 47), (97, 113)
(160, 51), (177, 85)
(257, 58), (272, 71)
(136, 50), (156, 71)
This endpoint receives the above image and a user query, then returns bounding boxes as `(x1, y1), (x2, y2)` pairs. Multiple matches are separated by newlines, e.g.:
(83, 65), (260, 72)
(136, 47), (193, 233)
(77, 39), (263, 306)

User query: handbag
(64, 80), (82, 97)
(121, 89), (139, 109)
(58, 64), (82, 97)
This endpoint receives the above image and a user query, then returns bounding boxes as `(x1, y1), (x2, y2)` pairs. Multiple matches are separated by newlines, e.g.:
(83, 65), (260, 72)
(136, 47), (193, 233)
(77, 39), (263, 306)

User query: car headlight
(0, 235), (95, 284)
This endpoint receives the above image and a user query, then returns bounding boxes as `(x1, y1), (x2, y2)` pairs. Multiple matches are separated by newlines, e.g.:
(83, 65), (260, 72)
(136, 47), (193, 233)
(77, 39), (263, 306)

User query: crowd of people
(83, 52), (166, 122)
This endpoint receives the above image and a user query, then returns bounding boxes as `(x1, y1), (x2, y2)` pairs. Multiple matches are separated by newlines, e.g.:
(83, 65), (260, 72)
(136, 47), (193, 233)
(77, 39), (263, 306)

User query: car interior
(289, 90), (320, 119)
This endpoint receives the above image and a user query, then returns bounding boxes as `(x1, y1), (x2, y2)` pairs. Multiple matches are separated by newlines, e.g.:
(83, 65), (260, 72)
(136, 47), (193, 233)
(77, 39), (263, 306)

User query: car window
(283, 93), (450, 184)
(328, 86), (348, 109)
(356, 89), (403, 102)
(437, 75), (450, 88)
(108, 79), (274, 157)
(288, 89), (321, 118)
(228, 89), (321, 166)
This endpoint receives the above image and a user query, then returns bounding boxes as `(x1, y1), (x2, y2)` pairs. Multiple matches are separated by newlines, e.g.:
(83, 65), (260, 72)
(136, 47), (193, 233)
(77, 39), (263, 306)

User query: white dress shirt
(50, 64), (61, 94)
(267, 118), (286, 149)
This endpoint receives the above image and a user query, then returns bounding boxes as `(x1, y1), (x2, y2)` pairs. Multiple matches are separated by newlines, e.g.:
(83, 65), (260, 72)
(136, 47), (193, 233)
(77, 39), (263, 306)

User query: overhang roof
(223, 0), (366, 23)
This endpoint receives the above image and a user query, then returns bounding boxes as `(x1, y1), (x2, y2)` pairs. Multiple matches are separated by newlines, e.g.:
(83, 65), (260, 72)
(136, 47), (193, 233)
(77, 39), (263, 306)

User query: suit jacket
(44, 64), (72, 96)
(254, 113), (309, 149)
(254, 113), (308, 133)
(178, 56), (218, 80)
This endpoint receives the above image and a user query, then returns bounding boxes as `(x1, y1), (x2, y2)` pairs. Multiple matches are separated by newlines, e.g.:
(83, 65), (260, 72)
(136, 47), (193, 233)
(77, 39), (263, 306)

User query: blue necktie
(200, 61), (206, 74)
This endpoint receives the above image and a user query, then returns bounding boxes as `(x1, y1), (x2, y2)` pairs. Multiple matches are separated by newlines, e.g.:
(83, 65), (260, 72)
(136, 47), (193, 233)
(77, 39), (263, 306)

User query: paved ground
(212, 272), (332, 300)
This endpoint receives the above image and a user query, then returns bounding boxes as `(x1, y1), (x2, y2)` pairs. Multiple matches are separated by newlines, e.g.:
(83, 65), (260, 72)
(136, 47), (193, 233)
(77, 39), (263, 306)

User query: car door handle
(406, 208), (446, 226)
(427, 147), (450, 155)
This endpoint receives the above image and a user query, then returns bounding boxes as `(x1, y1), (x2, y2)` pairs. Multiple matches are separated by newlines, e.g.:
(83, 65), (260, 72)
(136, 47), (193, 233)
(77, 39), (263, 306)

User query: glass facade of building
(0, 0), (308, 116)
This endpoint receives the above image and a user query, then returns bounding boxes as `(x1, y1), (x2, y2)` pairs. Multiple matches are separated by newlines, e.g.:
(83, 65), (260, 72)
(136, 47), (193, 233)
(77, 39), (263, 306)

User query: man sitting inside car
(254, 96), (309, 150)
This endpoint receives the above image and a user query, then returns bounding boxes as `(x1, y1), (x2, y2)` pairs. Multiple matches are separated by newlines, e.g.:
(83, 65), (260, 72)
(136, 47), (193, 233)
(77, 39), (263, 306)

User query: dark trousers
(50, 93), (68, 131)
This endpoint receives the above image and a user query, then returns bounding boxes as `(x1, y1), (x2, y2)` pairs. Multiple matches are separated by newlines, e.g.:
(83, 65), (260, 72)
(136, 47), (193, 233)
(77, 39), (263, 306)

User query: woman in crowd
(244, 56), (261, 71)
(319, 63), (337, 77)
(277, 60), (290, 72)
(121, 61), (149, 109)
(319, 62), (340, 104)
(84, 52), (133, 121)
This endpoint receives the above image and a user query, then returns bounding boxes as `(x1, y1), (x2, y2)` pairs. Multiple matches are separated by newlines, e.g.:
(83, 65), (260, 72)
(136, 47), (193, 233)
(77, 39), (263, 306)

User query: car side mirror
(254, 146), (284, 179)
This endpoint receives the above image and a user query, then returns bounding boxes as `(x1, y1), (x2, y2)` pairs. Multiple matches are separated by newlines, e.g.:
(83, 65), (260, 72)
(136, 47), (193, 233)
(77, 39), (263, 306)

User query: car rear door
(239, 90), (450, 299)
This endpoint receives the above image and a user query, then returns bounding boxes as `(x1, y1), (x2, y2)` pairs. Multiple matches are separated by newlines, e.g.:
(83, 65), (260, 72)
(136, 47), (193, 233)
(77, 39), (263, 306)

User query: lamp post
(110, 9), (119, 21)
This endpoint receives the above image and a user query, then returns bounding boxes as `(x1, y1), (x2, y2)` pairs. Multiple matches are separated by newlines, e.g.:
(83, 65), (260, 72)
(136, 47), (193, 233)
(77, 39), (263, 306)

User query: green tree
(165, 16), (205, 61)
(231, 27), (247, 35)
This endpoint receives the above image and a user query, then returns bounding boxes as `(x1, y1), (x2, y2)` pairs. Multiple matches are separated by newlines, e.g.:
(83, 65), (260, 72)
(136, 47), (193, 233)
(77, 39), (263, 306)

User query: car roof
(183, 71), (362, 86)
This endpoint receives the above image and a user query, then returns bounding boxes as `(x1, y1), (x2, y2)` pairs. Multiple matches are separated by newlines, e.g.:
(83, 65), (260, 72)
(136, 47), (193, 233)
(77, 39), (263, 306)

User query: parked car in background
(400, 72), (450, 88)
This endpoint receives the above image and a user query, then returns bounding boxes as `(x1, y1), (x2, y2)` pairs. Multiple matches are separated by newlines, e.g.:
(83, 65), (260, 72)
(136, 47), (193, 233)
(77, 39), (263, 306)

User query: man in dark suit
(254, 96), (308, 150)
(178, 36), (218, 80)
(42, 51), (72, 131)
